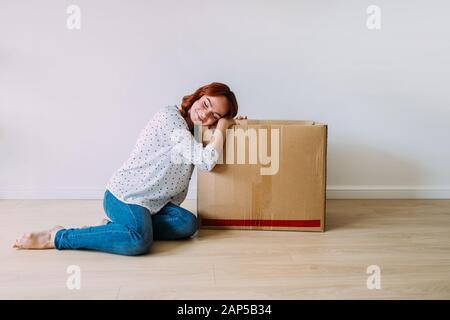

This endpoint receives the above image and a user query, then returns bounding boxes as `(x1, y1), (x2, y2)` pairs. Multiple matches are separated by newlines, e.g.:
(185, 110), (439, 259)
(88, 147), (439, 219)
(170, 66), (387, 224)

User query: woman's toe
(13, 239), (21, 248)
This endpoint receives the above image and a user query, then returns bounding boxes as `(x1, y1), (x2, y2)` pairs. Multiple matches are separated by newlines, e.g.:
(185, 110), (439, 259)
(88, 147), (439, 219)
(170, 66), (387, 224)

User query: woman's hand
(233, 114), (247, 125)
(217, 114), (248, 128)
(209, 115), (248, 129)
(234, 114), (247, 120)
(217, 116), (236, 129)
(208, 115), (248, 152)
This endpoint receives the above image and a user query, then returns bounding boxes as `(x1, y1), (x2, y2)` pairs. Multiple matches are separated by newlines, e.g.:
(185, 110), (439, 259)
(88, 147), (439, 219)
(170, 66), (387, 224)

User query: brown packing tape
(211, 120), (248, 228)
(251, 175), (273, 229)
(242, 120), (254, 228)
(250, 122), (274, 230)
(235, 121), (253, 229)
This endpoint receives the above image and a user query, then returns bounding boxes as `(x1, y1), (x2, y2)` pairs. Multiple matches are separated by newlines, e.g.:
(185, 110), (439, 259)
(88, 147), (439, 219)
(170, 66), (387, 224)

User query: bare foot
(12, 225), (64, 250)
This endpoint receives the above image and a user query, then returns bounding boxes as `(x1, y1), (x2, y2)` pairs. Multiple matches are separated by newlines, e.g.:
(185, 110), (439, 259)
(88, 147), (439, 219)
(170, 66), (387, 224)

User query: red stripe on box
(201, 219), (321, 228)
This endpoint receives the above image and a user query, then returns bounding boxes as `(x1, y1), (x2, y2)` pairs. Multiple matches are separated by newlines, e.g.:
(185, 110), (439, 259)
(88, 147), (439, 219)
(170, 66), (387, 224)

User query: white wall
(1, 0), (449, 199)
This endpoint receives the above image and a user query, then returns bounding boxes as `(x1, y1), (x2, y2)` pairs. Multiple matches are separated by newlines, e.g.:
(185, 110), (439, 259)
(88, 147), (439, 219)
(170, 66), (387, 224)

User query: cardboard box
(197, 119), (328, 232)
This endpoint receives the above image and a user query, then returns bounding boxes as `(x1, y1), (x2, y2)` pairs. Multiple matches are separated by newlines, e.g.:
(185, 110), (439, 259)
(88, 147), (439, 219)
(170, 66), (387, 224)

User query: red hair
(180, 82), (238, 119)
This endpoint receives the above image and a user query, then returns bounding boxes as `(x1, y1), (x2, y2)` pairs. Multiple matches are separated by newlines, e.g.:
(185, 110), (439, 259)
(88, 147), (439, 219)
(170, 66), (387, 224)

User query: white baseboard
(325, 186), (450, 199)
(0, 187), (106, 200)
(1, 186), (449, 200)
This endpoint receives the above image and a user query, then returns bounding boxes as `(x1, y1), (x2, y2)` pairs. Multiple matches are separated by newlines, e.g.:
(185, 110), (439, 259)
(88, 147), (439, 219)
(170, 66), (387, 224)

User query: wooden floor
(1, 199), (449, 299)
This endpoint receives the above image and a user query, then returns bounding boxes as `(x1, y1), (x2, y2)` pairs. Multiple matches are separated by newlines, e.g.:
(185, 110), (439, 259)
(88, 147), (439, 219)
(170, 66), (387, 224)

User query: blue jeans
(54, 190), (198, 256)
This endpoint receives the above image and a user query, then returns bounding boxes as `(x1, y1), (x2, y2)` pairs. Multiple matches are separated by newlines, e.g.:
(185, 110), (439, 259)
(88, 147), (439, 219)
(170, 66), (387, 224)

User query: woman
(12, 82), (246, 256)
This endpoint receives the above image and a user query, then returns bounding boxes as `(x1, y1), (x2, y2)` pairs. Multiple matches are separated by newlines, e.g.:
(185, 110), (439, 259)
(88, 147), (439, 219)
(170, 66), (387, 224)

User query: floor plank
(1, 199), (449, 299)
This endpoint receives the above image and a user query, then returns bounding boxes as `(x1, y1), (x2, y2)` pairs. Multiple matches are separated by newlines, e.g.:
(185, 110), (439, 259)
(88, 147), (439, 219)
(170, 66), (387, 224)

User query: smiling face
(188, 95), (229, 128)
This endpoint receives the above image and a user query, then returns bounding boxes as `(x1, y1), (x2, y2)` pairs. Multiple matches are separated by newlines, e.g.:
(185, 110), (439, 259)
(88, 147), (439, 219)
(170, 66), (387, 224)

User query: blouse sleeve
(170, 128), (219, 172)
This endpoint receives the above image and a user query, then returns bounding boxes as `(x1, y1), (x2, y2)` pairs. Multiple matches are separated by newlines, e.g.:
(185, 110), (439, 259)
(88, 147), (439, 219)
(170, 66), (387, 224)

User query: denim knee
(126, 231), (153, 256)
(181, 213), (198, 239)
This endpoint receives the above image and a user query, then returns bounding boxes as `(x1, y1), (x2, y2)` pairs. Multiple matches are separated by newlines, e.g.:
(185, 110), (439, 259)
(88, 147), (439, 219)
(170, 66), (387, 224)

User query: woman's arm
(209, 115), (247, 152)
(208, 115), (248, 160)
(208, 117), (234, 154)
(170, 115), (247, 172)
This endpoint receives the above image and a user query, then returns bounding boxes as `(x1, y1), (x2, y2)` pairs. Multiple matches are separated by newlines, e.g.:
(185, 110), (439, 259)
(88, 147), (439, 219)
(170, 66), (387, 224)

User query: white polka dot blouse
(106, 105), (218, 214)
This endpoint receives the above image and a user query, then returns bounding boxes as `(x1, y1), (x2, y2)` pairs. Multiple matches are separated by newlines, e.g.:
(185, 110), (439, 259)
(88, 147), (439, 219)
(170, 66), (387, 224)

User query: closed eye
(203, 101), (221, 120)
